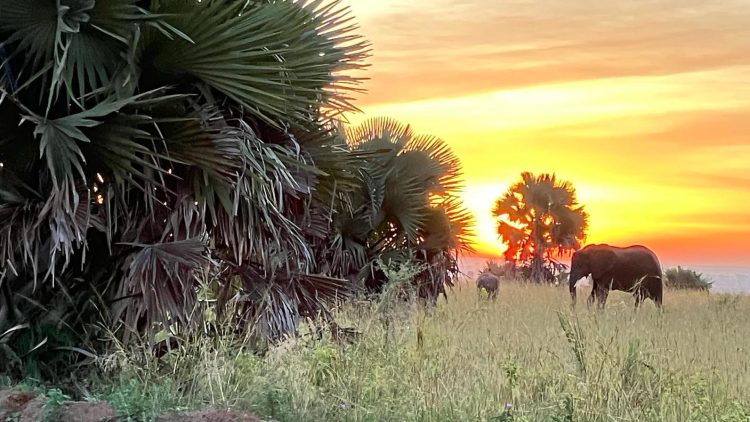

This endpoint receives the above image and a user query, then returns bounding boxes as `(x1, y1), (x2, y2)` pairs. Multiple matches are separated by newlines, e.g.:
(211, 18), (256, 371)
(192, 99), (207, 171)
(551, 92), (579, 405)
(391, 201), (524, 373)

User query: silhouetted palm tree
(492, 172), (588, 283)
(335, 117), (473, 302)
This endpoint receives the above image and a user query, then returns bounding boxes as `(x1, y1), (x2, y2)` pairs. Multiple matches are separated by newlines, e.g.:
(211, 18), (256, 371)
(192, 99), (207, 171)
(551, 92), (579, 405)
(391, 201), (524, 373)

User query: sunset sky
(343, 0), (750, 266)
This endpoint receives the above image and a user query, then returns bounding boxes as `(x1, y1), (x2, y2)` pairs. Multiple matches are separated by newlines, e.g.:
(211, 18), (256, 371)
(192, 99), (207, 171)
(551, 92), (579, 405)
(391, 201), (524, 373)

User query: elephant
(476, 272), (500, 300)
(568, 244), (663, 309)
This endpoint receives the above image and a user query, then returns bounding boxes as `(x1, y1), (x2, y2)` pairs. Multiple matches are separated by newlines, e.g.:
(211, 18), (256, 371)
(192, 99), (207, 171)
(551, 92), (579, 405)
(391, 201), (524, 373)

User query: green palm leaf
(334, 117), (473, 298)
(114, 237), (209, 338)
(142, 0), (369, 124)
(0, 0), (181, 107)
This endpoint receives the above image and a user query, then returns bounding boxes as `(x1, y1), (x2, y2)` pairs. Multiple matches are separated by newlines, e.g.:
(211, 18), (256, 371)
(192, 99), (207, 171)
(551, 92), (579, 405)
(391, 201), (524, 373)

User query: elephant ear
(588, 247), (617, 279)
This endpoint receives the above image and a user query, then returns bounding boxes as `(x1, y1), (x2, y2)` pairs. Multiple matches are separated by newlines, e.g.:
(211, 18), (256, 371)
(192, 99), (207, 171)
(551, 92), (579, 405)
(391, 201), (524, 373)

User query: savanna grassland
(3, 2), (749, 421)
(71, 282), (750, 422)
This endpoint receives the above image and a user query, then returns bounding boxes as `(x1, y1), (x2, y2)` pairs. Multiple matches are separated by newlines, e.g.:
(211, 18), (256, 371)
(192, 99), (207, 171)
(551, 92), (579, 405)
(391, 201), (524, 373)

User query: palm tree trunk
(531, 250), (545, 283)
(530, 216), (546, 283)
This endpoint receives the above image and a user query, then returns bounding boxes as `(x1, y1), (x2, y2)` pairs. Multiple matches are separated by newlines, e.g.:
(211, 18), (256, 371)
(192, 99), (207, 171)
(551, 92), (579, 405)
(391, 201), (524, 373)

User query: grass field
(93, 281), (750, 421)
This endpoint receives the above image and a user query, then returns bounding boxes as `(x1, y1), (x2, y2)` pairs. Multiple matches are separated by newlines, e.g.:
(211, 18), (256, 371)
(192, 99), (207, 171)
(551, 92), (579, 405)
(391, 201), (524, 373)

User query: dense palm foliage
(492, 172), (588, 283)
(0, 1), (471, 379)
(0, 0), (370, 377)
(339, 118), (473, 302)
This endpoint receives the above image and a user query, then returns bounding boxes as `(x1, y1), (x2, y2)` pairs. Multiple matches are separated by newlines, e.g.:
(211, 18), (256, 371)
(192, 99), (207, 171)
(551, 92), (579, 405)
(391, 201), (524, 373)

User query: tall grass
(95, 282), (750, 421)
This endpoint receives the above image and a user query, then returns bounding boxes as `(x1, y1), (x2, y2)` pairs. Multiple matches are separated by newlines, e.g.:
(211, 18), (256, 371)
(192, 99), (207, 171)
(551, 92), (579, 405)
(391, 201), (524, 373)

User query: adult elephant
(476, 272), (500, 300)
(569, 244), (663, 309)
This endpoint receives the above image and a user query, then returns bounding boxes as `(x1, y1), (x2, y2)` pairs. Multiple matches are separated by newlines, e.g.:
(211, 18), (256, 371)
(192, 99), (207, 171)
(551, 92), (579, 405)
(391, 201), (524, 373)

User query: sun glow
(345, 0), (750, 265)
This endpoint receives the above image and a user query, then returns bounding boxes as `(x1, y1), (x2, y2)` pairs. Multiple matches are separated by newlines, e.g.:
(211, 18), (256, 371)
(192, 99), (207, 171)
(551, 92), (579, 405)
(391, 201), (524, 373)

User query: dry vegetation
(71, 280), (750, 422)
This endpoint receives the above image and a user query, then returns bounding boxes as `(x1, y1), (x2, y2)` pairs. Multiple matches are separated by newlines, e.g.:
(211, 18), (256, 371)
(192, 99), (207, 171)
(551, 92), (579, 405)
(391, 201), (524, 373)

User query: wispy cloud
(349, 0), (750, 105)
(345, 0), (750, 265)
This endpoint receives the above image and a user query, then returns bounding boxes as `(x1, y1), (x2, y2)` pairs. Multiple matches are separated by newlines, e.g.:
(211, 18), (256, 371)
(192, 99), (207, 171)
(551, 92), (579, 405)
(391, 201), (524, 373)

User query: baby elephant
(476, 272), (500, 300)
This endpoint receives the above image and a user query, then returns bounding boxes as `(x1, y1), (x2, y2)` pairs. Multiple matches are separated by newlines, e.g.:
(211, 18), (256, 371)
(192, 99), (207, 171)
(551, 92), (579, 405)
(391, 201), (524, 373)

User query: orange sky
(343, 0), (750, 266)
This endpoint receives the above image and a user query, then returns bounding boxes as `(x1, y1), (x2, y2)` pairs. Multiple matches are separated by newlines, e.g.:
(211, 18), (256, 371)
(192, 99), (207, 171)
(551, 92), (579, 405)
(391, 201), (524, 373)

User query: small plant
(306, 344), (339, 387)
(260, 386), (294, 420)
(377, 258), (425, 304)
(557, 312), (587, 376)
(664, 266), (713, 291)
(551, 396), (574, 422)
(41, 388), (70, 421)
(375, 258), (425, 345)
(479, 288), (491, 300)
(502, 360), (520, 389)
(100, 378), (185, 422)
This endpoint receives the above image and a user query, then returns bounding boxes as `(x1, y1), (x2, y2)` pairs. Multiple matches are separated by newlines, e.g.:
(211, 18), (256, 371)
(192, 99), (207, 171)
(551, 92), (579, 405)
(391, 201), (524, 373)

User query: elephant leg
(490, 289), (498, 301)
(650, 279), (663, 309)
(587, 288), (596, 309)
(595, 288), (609, 309)
(644, 292), (663, 310)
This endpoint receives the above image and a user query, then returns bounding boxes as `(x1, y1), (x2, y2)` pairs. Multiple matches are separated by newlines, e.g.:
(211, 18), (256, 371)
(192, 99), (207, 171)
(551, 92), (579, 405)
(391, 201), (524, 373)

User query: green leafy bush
(100, 378), (185, 422)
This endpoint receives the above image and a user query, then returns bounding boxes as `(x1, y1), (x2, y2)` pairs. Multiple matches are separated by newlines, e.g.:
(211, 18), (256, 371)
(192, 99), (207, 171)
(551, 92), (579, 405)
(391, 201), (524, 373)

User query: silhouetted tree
(492, 172), (588, 283)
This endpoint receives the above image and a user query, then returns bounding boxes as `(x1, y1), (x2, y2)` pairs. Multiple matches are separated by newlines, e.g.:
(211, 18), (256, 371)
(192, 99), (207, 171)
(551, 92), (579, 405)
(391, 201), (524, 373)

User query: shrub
(486, 259), (567, 284)
(484, 259), (510, 277)
(664, 266), (713, 291)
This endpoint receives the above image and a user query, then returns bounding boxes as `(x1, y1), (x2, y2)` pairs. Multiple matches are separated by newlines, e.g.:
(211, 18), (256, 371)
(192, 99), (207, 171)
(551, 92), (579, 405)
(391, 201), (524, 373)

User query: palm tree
(332, 117), (474, 302)
(0, 0), (369, 375)
(492, 172), (588, 283)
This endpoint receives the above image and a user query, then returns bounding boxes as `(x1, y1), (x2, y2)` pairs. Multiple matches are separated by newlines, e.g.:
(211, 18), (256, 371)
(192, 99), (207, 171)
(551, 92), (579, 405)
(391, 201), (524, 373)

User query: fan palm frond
(345, 116), (411, 149)
(142, 0), (369, 124)
(113, 237), (209, 340)
(0, 0), (181, 108)
(330, 117), (472, 298)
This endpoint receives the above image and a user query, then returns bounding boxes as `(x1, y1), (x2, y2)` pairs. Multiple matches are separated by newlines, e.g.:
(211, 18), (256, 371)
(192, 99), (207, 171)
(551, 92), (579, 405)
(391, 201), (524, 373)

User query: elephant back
(476, 272), (500, 291)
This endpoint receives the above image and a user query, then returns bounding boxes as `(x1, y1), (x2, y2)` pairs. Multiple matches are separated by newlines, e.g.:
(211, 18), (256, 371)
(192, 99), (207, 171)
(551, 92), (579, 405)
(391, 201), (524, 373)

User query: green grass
(92, 282), (750, 421)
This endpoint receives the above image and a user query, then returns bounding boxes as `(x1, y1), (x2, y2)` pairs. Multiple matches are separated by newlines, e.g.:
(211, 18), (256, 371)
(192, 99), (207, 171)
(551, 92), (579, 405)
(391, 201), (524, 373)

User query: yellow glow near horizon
(343, 0), (750, 265)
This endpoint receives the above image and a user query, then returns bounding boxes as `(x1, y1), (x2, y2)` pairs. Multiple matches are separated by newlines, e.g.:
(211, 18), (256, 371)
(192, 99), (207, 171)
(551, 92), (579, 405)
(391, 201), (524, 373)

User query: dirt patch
(2, 389), (268, 422)
(52, 401), (119, 421)
(0, 389), (46, 422)
(17, 398), (45, 422)
(1, 389), (117, 422)
(156, 409), (265, 422)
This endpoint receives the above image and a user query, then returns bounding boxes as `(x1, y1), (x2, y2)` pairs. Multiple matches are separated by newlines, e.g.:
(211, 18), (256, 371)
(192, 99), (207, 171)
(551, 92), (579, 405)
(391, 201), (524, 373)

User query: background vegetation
(664, 266), (713, 291)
